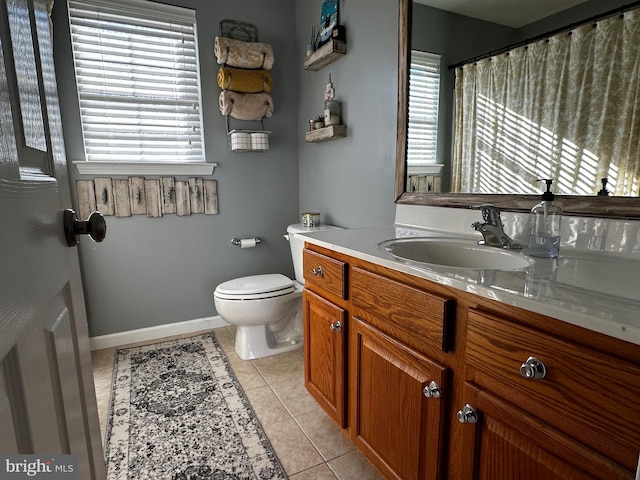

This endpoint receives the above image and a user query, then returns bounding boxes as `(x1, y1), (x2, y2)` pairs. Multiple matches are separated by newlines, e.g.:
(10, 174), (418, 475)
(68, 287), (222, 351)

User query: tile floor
(91, 326), (383, 480)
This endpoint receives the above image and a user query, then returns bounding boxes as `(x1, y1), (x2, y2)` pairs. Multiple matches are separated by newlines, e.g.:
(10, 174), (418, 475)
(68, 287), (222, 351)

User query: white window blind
(407, 51), (440, 166)
(68, 0), (205, 165)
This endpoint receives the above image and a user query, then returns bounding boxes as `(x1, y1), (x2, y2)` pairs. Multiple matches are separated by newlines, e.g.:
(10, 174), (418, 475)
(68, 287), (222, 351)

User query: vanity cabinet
(457, 383), (615, 479)
(303, 289), (347, 427)
(302, 248), (348, 427)
(349, 266), (454, 479)
(351, 317), (449, 480)
(459, 308), (640, 479)
(302, 243), (640, 479)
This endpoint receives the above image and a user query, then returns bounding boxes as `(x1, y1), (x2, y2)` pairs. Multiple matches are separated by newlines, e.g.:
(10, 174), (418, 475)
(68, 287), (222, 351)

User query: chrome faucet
(471, 204), (522, 249)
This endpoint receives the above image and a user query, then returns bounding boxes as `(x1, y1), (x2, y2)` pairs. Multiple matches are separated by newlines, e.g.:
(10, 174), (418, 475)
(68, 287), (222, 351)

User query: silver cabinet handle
(457, 404), (478, 424)
(329, 321), (342, 332)
(312, 266), (324, 277)
(520, 356), (547, 380)
(423, 380), (442, 399)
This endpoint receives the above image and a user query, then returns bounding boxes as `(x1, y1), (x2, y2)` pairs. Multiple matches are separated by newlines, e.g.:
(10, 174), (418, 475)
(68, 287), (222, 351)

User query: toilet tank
(286, 223), (343, 284)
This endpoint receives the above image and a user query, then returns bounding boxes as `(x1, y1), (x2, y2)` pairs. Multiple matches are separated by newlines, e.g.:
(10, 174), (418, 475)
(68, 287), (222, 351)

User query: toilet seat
(214, 273), (295, 300)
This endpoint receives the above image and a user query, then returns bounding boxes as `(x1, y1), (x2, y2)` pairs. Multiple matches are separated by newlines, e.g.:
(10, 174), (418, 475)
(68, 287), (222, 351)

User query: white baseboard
(89, 316), (230, 350)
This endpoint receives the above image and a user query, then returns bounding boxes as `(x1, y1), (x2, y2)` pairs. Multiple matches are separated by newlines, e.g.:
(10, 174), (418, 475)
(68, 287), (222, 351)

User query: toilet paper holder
(231, 237), (261, 247)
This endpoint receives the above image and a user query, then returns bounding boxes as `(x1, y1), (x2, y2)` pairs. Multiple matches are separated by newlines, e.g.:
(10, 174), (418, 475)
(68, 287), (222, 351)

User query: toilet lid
(214, 274), (295, 300)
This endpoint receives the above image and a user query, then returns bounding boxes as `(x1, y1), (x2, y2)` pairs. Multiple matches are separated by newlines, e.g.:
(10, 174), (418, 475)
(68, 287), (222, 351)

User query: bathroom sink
(378, 237), (531, 271)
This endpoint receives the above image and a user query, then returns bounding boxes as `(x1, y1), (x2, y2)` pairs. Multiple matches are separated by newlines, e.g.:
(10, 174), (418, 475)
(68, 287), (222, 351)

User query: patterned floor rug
(105, 333), (288, 479)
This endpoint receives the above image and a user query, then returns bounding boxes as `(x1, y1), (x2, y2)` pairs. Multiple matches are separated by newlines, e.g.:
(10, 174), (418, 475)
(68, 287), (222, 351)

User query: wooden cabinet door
(457, 383), (633, 480)
(351, 317), (449, 480)
(303, 289), (347, 427)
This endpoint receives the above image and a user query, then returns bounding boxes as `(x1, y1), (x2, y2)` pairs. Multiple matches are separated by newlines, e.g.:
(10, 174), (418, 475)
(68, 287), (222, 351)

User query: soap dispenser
(528, 179), (562, 258)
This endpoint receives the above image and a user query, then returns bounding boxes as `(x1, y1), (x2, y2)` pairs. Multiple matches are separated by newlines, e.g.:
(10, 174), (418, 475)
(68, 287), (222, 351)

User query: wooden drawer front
(303, 249), (347, 300)
(351, 267), (454, 353)
(466, 309), (640, 471)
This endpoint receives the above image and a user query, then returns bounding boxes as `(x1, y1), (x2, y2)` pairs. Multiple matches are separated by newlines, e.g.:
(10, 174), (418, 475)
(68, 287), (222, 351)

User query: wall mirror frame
(394, 0), (640, 219)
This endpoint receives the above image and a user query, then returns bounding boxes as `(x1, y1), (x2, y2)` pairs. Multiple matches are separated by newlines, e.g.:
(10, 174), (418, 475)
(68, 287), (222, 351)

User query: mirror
(395, 0), (640, 218)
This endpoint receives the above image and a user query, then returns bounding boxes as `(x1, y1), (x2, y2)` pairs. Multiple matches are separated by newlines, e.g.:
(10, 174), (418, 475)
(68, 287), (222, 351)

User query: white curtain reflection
(452, 8), (640, 196)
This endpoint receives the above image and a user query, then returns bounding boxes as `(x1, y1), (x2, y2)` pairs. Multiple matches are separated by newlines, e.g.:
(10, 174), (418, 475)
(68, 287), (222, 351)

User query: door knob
(423, 380), (442, 398)
(64, 209), (106, 246)
(456, 404), (478, 424)
(520, 356), (547, 380)
(329, 321), (342, 332)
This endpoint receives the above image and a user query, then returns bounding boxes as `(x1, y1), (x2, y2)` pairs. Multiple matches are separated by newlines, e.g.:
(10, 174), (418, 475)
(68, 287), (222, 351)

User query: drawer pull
(329, 321), (342, 332)
(520, 356), (547, 380)
(423, 380), (442, 399)
(312, 266), (324, 277)
(457, 404), (478, 424)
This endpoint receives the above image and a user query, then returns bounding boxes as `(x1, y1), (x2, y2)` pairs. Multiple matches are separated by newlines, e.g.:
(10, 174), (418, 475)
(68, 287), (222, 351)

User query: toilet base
(235, 324), (302, 360)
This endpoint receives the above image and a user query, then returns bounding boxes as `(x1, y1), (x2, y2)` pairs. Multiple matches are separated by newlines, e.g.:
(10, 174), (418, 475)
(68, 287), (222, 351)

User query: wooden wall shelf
(304, 39), (347, 71)
(305, 124), (347, 143)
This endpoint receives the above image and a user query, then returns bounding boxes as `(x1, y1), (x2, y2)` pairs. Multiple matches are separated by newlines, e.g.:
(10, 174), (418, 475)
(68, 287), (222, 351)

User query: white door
(0, 0), (105, 478)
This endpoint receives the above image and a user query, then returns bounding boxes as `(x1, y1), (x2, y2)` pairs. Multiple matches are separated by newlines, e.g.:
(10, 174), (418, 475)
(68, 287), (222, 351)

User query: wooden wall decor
(204, 179), (219, 214)
(94, 177), (115, 215)
(161, 177), (176, 214)
(129, 177), (146, 215)
(144, 179), (162, 218)
(75, 177), (218, 220)
(76, 180), (96, 220)
(407, 175), (442, 194)
(113, 179), (131, 217)
(175, 181), (191, 216)
(189, 177), (204, 214)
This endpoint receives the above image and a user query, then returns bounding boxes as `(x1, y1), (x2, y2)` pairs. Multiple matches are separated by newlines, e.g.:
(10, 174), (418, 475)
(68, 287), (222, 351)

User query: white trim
(89, 315), (230, 350)
(407, 163), (444, 175)
(73, 161), (217, 176)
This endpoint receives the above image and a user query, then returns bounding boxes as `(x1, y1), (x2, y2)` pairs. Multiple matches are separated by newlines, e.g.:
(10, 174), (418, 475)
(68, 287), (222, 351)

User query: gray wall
(53, 0), (299, 336)
(295, 0), (400, 229)
(515, 0), (628, 40)
(53, 0), (625, 337)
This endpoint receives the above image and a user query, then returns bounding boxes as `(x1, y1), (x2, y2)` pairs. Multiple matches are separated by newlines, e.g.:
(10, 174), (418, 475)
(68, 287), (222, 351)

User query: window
(407, 51), (440, 167)
(68, 0), (212, 175)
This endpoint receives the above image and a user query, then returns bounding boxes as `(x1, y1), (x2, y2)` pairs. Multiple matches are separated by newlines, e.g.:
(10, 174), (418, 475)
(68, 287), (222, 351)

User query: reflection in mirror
(452, 9), (640, 197)
(395, 0), (640, 218)
(406, 50), (443, 194)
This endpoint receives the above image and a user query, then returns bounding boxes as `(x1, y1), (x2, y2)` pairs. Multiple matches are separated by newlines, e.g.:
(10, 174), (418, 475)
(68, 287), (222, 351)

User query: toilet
(214, 223), (342, 360)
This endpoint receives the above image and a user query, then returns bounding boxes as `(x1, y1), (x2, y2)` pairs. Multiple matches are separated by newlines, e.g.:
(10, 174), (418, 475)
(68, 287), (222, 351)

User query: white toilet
(214, 223), (341, 360)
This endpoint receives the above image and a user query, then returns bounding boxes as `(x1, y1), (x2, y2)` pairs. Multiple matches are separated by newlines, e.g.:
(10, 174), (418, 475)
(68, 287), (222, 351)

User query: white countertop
(298, 221), (640, 346)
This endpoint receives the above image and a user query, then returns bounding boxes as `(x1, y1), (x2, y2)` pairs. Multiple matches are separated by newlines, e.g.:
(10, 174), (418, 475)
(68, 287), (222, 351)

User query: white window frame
(407, 50), (442, 173)
(67, 0), (214, 175)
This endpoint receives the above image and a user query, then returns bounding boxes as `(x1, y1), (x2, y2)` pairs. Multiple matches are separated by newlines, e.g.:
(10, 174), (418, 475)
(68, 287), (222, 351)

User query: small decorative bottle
(528, 179), (562, 258)
(323, 74), (341, 126)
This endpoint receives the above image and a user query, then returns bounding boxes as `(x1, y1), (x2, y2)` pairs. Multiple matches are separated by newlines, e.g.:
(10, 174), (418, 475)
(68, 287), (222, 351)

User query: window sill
(73, 161), (217, 176)
(407, 163), (444, 175)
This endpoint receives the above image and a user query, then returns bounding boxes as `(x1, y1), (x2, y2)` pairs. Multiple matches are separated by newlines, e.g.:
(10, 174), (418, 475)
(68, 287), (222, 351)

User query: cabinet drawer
(351, 267), (455, 353)
(465, 309), (640, 472)
(303, 249), (347, 300)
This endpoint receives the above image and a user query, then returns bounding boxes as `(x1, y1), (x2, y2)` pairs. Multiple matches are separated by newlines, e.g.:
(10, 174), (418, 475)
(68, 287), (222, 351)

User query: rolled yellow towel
(217, 67), (273, 94)
(219, 91), (274, 121)
(214, 36), (275, 70)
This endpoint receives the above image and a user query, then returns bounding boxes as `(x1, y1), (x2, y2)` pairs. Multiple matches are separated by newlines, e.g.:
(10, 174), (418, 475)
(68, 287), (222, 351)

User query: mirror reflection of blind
(407, 51), (440, 166)
(68, 0), (205, 163)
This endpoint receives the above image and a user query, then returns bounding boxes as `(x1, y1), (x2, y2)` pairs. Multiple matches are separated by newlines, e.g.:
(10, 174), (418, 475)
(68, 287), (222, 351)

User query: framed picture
(318, 0), (338, 45)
